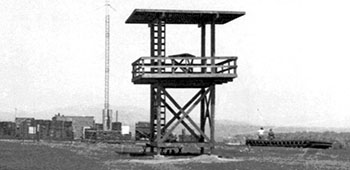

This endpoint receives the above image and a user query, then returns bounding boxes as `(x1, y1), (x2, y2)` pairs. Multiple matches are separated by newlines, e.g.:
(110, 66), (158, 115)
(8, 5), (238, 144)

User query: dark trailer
(126, 9), (245, 154)
(246, 139), (333, 149)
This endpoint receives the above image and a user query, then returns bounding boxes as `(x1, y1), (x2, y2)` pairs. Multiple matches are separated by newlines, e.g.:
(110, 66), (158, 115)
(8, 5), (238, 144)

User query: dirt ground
(1, 140), (350, 170)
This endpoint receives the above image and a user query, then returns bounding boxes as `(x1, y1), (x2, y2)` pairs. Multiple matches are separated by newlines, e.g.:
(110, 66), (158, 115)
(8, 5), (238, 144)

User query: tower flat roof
(125, 9), (245, 24)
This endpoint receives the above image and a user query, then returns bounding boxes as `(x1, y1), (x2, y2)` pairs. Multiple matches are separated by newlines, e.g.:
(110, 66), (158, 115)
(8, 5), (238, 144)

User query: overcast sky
(1, 0), (349, 127)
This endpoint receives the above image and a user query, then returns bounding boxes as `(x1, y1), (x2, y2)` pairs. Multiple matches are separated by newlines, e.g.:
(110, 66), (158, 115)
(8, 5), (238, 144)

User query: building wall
(52, 115), (94, 140)
(1, 117), (74, 140)
(15, 118), (35, 139)
(135, 121), (150, 141)
(0, 122), (16, 139)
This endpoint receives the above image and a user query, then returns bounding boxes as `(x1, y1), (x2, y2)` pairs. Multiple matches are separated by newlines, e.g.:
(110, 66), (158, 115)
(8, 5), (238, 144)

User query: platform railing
(132, 56), (237, 79)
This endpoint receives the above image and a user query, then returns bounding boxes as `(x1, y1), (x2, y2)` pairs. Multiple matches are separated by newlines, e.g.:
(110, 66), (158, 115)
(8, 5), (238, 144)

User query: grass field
(1, 140), (350, 170)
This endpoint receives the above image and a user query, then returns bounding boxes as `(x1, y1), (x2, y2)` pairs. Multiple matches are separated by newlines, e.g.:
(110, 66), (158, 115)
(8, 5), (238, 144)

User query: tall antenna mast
(104, 0), (110, 111)
(103, 0), (112, 131)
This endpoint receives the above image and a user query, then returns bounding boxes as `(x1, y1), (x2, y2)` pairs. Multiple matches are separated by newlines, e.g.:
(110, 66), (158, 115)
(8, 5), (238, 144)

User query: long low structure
(246, 139), (333, 149)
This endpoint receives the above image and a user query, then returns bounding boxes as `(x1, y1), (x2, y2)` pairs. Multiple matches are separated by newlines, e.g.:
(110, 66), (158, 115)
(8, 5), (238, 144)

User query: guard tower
(126, 9), (245, 154)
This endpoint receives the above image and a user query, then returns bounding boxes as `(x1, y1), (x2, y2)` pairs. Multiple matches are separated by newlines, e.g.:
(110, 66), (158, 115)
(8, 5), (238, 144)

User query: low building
(135, 121), (150, 141)
(0, 121), (16, 139)
(112, 122), (122, 131)
(94, 123), (103, 130)
(52, 114), (94, 140)
(15, 117), (35, 139)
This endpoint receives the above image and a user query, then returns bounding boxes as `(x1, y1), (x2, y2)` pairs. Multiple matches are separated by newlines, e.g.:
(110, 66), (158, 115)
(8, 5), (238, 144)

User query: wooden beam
(200, 88), (205, 143)
(202, 92), (209, 128)
(183, 111), (210, 142)
(150, 23), (154, 57)
(157, 21), (162, 73)
(161, 87), (202, 132)
(210, 85), (216, 146)
(163, 89), (209, 141)
(206, 91), (212, 127)
(140, 74), (235, 78)
(211, 21), (216, 73)
(160, 87), (212, 143)
(150, 85), (155, 141)
(156, 85), (162, 145)
(161, 100), (200, 140)
(217, 66), (236, 73)
(150, 23), (155, 74)
(215, 58), (234, 66)
(201, 23), (206, 73)
(161, 87), (202, 115)
(150, 85), (155, 152)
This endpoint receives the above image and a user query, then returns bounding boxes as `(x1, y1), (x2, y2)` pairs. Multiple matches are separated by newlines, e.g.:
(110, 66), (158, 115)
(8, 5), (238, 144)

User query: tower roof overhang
(125, 9), (245, 25)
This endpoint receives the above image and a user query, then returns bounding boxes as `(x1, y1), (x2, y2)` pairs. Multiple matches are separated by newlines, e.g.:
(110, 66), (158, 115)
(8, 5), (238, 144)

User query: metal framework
(126, 9), (245, 154)
(103, 0), (112, 131)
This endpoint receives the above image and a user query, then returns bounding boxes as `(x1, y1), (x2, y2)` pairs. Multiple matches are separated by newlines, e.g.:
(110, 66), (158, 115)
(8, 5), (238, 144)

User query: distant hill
(215, 119), (259, 141)
(215, 120), (350, 141)
(2, 105), (349, 142)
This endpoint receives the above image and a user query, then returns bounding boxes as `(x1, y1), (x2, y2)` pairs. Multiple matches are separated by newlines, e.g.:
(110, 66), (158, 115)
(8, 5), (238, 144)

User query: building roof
(125, 9), (245, 25)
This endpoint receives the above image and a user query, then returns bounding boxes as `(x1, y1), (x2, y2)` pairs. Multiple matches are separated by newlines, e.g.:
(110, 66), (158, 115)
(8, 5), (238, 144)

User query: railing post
(132, 64), (135, 78)
(172, 57), (175, 74)
(186, 59), (189, 74)
(228, 59), (231, 74)
(234, 58), (237, 75)
(142, 58), (145, 75)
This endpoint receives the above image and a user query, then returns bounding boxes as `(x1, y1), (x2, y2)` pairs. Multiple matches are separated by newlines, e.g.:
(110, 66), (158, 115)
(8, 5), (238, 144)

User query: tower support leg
(150, 85), (156, 153)
(200, 87), (206, 154)
(156, 84), (162, 151)
(149, 85), (216, 154)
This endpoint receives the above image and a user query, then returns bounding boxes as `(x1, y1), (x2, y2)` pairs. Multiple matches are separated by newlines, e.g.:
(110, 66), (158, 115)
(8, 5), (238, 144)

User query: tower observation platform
(126, 9), (245, 154)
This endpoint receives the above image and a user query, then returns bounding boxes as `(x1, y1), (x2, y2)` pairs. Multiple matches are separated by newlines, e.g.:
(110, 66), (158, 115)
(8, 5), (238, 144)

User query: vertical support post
(210, 85), (216, 152)
(150, 23), (155, 73)
(157, 21), (162, 73)
(200, 23), (206, 154)
(234, 59), (237, 75)
(156, 84), (162, 155)
(211, 21), (216, 73)
(149, 22), (156, 152)
(200, 88), (206, 154)
(201, 23), (206, 73)
(150, 23), (154, 57)
(150, 85), (155, 153)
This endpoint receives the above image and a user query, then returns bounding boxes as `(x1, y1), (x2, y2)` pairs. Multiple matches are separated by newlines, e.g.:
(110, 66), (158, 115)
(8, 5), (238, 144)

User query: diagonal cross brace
(162, 100), (200, 140)
(205, 90), (213, 127)
(162, 88), (202, 132)
(161, 87), (202, 137)
(160, 87), (212, 143)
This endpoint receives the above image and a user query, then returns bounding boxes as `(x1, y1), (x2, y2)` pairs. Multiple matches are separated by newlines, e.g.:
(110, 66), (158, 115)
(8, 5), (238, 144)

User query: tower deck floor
(132, 73), (236, 88)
